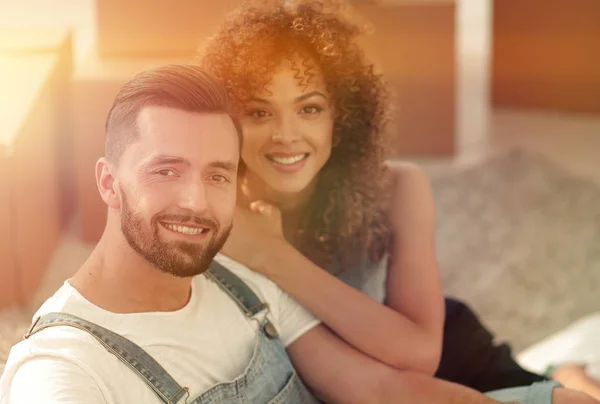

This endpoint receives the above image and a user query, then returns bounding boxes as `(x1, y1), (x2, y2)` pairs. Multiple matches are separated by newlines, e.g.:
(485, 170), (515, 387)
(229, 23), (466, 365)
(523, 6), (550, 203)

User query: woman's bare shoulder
(386, 161), (431, 185)
(384, 161), (436, 231)
(384, 162), (433, 202)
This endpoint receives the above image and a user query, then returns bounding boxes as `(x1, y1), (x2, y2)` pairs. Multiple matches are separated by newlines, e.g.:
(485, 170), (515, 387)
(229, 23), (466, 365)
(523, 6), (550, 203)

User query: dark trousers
(435, 298), (548, 392)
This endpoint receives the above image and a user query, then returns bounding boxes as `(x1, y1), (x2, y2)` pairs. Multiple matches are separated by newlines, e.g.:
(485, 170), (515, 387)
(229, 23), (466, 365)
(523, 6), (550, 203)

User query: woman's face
(239, 57), (335, 199)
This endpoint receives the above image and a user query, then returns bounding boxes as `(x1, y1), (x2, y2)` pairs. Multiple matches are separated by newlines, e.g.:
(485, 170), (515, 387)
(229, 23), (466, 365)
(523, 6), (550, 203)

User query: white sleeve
(587, 361), (600, 381)
(272, 289), (321, 348)
(6, 357), (106, 404)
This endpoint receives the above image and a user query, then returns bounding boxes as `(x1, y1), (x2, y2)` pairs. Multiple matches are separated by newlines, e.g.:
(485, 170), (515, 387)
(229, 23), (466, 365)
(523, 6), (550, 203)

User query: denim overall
(23, 261), (319, 404)
(486, 382), (563, 404)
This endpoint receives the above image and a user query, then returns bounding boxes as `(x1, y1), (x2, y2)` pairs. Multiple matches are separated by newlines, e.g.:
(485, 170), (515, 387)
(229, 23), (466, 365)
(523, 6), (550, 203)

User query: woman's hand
(220, 200), (291, 274)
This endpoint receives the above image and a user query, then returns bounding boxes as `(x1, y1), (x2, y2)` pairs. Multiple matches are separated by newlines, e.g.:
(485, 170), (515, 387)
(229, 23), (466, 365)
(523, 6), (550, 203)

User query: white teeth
(163, 223), (205, 235)
(269, 154), (306, 165)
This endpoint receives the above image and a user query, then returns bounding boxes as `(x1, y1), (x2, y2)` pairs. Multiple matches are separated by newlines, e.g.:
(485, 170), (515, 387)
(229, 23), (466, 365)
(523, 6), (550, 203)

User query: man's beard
(120, 190), (231, 278)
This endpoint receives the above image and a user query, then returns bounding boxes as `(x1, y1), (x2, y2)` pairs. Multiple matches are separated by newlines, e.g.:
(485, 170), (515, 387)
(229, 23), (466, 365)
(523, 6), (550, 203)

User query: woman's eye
(301, 105), (323, 114)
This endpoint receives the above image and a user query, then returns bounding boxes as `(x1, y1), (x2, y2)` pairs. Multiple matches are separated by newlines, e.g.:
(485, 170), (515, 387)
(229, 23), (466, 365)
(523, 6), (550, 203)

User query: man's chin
(156, 247), (218, 278)
(158, 260), (209, 278)
(151, 227), (229, 278)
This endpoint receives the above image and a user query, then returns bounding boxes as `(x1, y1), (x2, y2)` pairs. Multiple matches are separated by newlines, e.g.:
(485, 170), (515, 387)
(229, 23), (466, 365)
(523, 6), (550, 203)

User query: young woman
(202, 0), (443, 375)
(199, 0), (598, 400)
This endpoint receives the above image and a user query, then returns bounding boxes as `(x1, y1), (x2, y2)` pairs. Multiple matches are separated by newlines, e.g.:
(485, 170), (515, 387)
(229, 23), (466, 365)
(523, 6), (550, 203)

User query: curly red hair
(199, 0), (393, 269)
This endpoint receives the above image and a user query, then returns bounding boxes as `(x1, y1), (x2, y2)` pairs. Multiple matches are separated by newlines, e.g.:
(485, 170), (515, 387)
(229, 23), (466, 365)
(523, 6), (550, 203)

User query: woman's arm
(383, 162), (445, 373)
(287, 324), (501, 404)
(260, 246), (440, 374)
(239, 163), (444, 375)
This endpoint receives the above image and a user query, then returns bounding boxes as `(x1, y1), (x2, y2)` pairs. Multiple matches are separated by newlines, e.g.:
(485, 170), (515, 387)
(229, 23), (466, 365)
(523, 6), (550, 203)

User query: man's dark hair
(104, 64), (242, 164)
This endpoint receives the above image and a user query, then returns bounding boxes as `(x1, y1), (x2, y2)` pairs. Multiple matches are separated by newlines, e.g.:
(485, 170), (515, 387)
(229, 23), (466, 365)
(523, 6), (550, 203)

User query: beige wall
(96, 0), (242, 57)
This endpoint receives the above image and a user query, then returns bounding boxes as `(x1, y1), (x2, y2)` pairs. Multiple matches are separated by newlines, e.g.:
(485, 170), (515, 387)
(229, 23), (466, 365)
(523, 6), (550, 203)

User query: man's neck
(70, 228), (192, 314)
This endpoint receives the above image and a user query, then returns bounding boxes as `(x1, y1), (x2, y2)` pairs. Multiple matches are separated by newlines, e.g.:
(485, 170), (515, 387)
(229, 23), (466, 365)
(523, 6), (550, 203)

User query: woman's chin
(257, 177), (317, 208)
(267, 180), (313, 197)
(243, 167), (318, 205)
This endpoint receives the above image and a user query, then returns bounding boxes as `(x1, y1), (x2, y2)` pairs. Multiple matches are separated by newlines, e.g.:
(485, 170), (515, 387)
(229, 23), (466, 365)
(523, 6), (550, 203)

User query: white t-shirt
(0, 254), (320, 404)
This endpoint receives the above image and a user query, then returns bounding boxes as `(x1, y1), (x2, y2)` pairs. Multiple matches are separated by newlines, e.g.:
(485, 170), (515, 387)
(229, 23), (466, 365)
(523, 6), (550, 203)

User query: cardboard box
(357, 0), (456, 157)
(492, 0), (600, 113)
(0, 146), (18, 308)
(0, 53), (66, 308)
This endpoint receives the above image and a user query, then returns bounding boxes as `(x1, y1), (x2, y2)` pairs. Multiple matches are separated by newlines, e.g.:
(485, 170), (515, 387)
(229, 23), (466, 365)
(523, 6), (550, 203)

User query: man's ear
(96, 157), (120, 209)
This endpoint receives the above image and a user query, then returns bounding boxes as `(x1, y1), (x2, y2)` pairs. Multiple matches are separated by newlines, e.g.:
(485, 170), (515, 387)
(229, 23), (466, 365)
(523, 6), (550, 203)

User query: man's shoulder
(0, 321), (111, 402)
(6, 316), (110, 369)
(31, 281), (84, 319)
(1, 354), (107, 404)
(2, 282), (119, 383)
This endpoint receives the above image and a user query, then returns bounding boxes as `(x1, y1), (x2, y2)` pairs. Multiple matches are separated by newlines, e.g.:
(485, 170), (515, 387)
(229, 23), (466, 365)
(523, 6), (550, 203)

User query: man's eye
(157, 169), (177, 176)
(212, 174), (229, 183)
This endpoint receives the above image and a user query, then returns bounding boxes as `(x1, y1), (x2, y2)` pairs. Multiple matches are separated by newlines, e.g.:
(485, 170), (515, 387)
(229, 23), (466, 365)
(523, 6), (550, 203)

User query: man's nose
(177, 181), (208, 213)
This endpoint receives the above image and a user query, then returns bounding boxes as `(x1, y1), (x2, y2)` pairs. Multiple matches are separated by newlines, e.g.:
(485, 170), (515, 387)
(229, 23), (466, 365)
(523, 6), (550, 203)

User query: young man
(0, 65), (595, 404)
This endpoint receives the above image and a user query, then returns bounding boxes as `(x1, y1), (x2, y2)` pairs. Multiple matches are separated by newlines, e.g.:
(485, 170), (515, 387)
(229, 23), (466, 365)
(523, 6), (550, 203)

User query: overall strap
(205, 260), (269, 318)
(24, 312), (189, 404)
(205, 260), (278, 338)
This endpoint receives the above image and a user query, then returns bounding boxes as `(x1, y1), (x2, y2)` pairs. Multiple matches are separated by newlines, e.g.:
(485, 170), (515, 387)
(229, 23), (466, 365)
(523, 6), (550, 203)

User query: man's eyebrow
(209, 160), (238, 173)
(146, 155), (190, 167)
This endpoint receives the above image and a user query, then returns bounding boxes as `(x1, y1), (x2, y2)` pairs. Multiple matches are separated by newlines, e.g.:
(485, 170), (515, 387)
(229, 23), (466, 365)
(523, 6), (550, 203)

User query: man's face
(116, 106), (239, 277)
